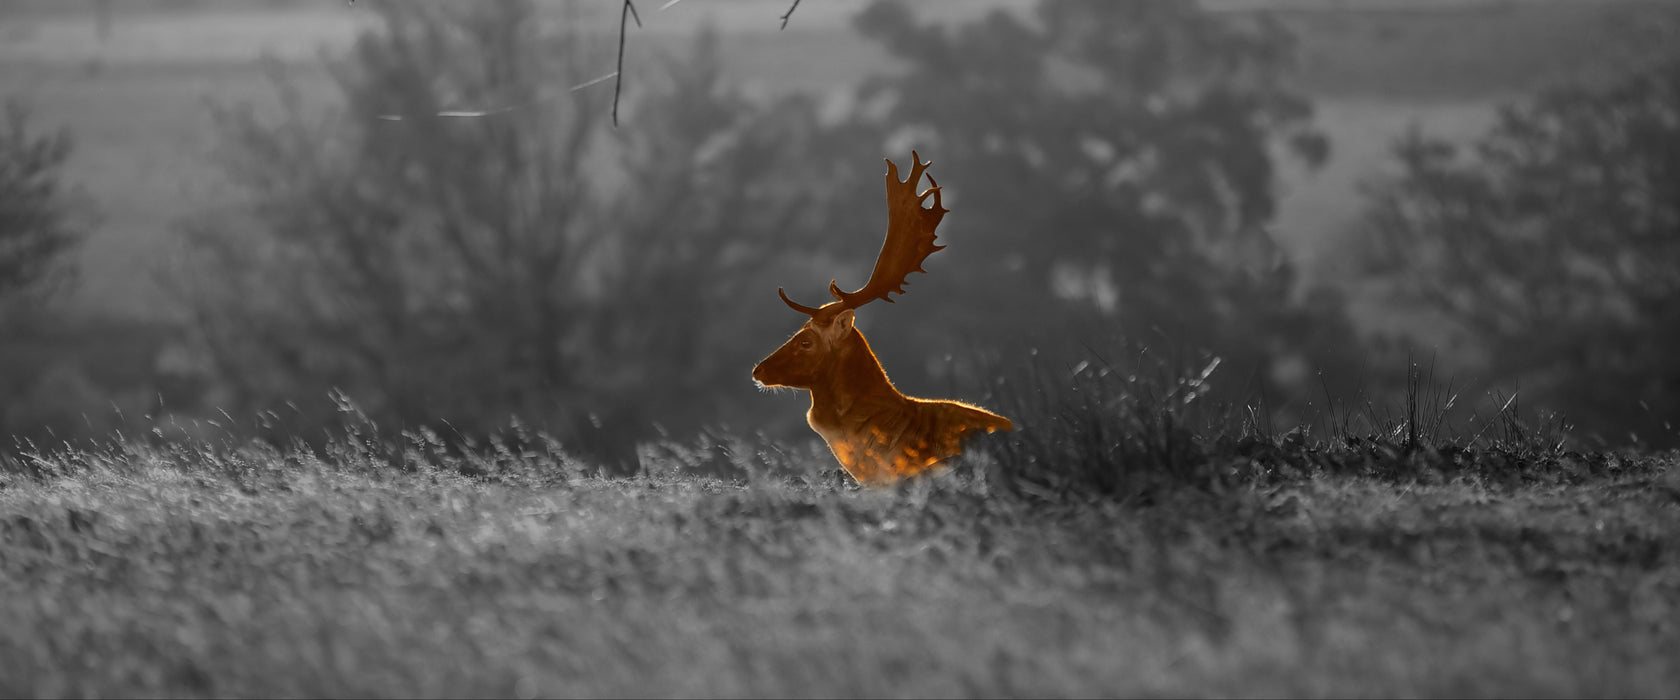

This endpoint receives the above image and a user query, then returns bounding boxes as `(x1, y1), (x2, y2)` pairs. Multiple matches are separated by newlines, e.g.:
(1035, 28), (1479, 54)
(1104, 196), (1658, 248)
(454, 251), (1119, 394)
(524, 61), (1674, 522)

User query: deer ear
(834, 309), (855, 332)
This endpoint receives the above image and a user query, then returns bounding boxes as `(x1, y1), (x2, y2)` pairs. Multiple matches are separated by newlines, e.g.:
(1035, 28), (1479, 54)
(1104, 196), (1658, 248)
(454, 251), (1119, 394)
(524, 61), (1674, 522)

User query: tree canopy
(1360, 47), (1680, 445)
(181, 0), (1365, 455)
(0, 101), (81, 310)
(823, 0), (1354, 408)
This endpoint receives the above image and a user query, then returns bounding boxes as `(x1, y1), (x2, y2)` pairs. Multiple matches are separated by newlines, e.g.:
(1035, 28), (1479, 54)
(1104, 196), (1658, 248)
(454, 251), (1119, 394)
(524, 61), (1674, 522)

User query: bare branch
(613, 0), (641, 127)
(608, 0), (796, 125)
(569, 72), (618, 92)
(780, 0), (801, 30)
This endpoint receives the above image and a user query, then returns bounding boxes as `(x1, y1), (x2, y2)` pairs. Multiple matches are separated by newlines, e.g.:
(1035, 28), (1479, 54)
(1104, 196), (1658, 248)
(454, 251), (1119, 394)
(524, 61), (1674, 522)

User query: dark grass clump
(1260, 357), (1672, 489)
(965, 348), (1674, 505)
(972, 346), (1239, 504)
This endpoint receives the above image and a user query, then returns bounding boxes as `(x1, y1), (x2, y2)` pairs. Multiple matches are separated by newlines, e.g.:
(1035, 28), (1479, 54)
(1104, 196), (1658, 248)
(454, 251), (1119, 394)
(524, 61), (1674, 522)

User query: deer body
(753, 151), (1012, 485)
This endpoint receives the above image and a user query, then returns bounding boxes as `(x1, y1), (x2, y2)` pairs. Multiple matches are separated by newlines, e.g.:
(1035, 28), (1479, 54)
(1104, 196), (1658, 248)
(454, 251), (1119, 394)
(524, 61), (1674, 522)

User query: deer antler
(779, 150), (947, 316)
(778, 288), (823, 316)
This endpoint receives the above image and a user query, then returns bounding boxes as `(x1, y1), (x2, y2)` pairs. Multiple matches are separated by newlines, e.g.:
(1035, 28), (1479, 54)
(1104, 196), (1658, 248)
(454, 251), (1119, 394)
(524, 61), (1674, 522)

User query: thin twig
(613, 0), (641, 127)
(611, 0), (792, 125)
(570, 72), (618, 92)
(780, 0), (802, 30)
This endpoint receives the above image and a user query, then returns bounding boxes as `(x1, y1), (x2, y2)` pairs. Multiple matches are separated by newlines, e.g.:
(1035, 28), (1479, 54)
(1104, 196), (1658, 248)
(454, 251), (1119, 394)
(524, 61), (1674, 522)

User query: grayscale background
(2, 0), (1675, 457)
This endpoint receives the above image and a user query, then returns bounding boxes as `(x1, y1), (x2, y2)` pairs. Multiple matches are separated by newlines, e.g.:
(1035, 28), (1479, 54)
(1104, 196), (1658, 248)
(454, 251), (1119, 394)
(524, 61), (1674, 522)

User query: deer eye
(799, 339), (813, 349)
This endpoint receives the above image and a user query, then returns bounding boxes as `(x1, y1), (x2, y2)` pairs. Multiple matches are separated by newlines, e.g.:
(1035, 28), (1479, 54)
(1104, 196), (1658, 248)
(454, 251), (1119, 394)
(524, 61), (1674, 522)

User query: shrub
(0, 99), (87, 442)
(816, 0), (1362, 414)
(1359, 38), (1680, 446)
(178, 2), (852, 468)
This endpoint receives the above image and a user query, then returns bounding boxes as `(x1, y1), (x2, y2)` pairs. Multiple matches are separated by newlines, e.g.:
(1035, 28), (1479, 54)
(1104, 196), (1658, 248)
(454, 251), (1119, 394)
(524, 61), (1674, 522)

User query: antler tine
(887, 150), (932, 187)
(921, 173), (945, 215)
(778, 287), (822, 316)
(884, 151), (933, 185)
(908, 149), (929, 186)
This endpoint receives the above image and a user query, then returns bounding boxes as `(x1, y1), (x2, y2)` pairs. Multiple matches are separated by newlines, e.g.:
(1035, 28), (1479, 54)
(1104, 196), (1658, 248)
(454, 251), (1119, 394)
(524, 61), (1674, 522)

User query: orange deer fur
(752, 151), (1012, 485)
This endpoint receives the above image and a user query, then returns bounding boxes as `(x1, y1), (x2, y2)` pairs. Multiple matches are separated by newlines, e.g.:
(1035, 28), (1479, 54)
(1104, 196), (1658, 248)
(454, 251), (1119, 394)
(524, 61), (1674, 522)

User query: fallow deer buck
(752, 151), (1012, 485)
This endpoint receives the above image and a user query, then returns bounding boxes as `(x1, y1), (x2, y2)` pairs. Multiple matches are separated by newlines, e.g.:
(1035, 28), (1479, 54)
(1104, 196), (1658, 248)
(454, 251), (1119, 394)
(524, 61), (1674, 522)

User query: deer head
(751, 150), (946, 389)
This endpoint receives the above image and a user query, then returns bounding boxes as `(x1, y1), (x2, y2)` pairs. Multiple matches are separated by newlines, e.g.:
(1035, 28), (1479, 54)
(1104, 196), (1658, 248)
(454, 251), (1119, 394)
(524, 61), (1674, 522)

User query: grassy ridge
(3, 419), (1677, 697)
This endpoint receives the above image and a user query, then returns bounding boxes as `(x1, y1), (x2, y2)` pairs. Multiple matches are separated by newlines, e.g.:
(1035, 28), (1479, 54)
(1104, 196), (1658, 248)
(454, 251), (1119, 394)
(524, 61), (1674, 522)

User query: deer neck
(807, 329), (905, 435)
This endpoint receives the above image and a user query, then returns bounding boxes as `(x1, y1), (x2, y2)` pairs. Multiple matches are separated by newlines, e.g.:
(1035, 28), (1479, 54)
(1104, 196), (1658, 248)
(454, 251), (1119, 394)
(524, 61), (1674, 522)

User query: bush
(0, 100), (81, 307)
(0, 99), (87, 441)
(179, 2), (854, 468)
(179, 0), (1372, 465)
(789, 0), (1363, 417)
(1359, 40), (1680, 446)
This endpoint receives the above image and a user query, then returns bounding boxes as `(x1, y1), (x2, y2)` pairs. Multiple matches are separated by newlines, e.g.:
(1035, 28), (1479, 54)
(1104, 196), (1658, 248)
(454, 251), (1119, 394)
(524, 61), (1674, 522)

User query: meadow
(5, 4), (1678, 695)
(3, 384), (1677, 697)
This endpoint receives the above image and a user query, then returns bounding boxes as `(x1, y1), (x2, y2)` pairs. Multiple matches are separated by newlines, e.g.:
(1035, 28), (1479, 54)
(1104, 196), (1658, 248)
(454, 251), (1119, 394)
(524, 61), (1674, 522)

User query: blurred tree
(0, 100), (86, 442)
(800, 0), (1356, 411)
(0, 101), (81, 313)
(1360, 47), (1680, 446)
(178, 2), (850, 468)
(180, 0), (1375, 460)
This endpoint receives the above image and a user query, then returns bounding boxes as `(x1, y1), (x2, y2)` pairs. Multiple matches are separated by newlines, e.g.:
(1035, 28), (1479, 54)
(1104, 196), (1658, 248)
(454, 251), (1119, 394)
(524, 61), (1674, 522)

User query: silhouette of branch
(780, 0), (801, 30)
(613, 0), (641, 127)
(608, 0), (801, 125)
(349, 0), (796, 126)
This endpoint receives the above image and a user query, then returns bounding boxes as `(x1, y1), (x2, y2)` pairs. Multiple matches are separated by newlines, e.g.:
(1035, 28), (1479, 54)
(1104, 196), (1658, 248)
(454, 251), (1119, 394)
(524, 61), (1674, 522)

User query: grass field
(4, 397), (1678, 697)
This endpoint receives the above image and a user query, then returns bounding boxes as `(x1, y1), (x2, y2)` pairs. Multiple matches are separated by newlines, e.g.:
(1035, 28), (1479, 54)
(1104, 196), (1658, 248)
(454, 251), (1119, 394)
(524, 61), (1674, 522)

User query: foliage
(1359, 43), (1680, 446)
(0, 99), (88, 442)
(178, 2), (848, 466)
(171, 0), (1387, 461)
(0, 100), (82, 311)
(801, 0), (1360, 412)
